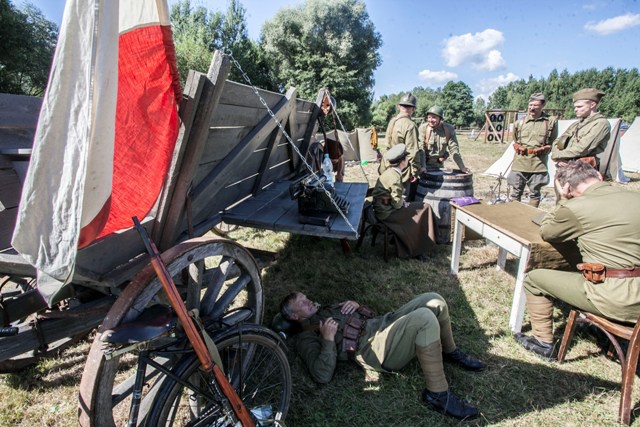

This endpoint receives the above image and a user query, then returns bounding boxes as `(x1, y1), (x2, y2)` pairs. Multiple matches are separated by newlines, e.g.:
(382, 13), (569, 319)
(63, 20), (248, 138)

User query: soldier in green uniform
(507, 93), (558, 207)
(515, 161), (640, 358)
(379, 93), (425, 201)
(371, 144), (437, 260)
(551, 88), (610, 168)
(418, 106), (470, 173)
(279, 291), (484, 420)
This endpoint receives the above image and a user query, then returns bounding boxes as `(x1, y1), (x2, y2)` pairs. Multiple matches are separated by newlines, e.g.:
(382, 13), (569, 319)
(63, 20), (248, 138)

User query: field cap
(385, 144), (408, 164)
(529, 92), (545, 103)
(573, 88), (605, 103)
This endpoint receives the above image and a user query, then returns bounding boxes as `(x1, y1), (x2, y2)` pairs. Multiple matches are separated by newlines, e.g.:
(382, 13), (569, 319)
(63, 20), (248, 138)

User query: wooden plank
(210, 103), (279, 127)
(158, 51), (232, 250)
(218, 80), (283, 109)
(0, 93), (41, 128)
(0, 208), (18, 250)
(190, 87), (297, 208)
(221, 181), (366, 240)
(0, 161), (22, 209)
(190, 175), (259, 227)
(199, 126), (253, 164)
(191, 146), (264, 193)
(153, 69), (206, 242)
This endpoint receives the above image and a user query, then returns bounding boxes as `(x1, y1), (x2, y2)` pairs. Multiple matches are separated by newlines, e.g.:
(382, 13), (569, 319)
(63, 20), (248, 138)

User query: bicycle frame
(133, 216), (256, 427)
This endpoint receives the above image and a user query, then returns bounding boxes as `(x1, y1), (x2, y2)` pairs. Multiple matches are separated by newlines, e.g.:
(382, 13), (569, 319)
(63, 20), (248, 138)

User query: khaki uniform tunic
(512, 113), (558, 173)
(380, 112), (423, 182)
(418, 122), (466, 170)
(526, 182), (640, 322)
(551, 112), (610, 162)
(294, 293), (450, 384)
(371, 167), (436, 258)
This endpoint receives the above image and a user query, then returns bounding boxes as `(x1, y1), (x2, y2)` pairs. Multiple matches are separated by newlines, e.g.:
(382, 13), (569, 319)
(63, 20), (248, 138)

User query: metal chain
(321, 88), (369, 180)
(224, 49), (358, 236)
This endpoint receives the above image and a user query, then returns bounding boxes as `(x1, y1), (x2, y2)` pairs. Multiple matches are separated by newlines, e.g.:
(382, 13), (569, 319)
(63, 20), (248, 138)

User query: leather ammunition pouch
(357, 305), (376, 319)
(577, 262), (606, 283)
(341, 316), (365, 353)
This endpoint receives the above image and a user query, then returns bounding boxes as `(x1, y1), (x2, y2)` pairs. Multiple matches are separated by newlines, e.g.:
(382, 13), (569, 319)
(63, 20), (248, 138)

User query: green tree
(261, 0), (382, 128)
(0, 0), (57, 96)
(472, 97), (487, 127)
(170, 0), (274, 90)
(440, 81), (474, 127)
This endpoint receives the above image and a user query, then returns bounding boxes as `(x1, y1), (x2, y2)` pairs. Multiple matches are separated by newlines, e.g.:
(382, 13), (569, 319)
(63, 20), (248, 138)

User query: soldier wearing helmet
(418, 106), (470, 174)
(379, 93), (425, 201)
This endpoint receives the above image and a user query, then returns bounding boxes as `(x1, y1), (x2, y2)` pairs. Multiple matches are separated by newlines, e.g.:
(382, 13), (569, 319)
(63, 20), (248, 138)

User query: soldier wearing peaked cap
(379, 93), (425, 201)
(372, 143), (437, 260)
(507, 92), (558, 207)
(551, 88), (610, 170)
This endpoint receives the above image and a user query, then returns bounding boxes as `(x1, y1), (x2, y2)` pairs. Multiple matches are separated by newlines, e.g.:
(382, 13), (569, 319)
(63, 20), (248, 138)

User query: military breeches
(356, 293), (450, 372)
(507, 171), (548, 201)
(524, 269), (603, 315)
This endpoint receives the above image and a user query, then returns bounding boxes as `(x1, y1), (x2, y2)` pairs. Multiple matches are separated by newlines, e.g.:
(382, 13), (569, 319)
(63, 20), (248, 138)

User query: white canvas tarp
(316, 128), (378, 162)
(620, 117), (640, 173)
(484, 118), (624, 186)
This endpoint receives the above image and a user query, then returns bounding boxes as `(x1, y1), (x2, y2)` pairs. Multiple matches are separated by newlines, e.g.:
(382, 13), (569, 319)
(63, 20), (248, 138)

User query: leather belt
(578, 263), (640, 283)
(606, 267), (640, 279)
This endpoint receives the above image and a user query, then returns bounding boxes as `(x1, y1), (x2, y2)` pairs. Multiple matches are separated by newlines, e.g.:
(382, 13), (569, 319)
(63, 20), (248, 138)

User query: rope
(223, 49), (359, 237)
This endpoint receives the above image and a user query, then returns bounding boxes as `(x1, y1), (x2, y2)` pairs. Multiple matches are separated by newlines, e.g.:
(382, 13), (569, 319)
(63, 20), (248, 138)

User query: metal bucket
(416, 170), (474, 243)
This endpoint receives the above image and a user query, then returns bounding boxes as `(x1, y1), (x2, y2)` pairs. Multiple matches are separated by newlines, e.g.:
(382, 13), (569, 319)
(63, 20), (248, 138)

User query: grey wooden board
(222, 181), (368, 240)
(0, 93), (41, 128)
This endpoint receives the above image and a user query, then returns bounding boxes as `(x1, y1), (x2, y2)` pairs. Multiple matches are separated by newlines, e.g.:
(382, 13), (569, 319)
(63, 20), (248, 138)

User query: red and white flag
(12, 0), (181, 305)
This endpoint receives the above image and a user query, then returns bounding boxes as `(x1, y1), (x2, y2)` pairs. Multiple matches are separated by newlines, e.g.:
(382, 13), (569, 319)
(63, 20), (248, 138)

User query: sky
(24, 0), (640, 101)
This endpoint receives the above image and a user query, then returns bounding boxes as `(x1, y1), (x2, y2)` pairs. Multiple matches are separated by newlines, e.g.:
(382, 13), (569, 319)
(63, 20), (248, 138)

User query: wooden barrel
(416, 170), (474, 244)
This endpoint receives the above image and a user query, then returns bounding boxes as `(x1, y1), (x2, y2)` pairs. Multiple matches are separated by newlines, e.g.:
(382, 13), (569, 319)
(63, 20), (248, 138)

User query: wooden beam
(157, 51), (231, 250)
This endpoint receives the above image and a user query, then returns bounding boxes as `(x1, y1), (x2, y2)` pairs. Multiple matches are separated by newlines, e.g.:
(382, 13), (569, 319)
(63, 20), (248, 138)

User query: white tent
(484, 118), (625, 186)
(316, 128), (378, 163)
(620, 117), (640, 173)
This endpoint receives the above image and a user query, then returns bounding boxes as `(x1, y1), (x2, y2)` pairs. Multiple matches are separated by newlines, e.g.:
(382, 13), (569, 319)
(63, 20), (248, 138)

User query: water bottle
(322, 153), (334, 187)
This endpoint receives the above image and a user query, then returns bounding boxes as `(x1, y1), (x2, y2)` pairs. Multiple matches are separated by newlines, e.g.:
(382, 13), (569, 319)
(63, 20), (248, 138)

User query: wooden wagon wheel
(78, 236), (263, 427)
(212, 221), (240, 237)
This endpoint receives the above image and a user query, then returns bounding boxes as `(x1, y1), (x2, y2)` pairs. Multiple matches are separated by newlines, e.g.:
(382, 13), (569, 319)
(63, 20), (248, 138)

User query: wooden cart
(0, 50), (366, 387)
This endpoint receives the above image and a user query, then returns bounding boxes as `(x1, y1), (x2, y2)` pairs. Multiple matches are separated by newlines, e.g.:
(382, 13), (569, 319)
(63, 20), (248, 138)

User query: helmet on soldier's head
(398, 93), (417, 108)
(427, 105), (444, 119)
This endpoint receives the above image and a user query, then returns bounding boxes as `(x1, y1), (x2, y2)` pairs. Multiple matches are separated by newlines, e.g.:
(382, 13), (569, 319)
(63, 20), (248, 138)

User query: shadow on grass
(253, 231), (632, 426)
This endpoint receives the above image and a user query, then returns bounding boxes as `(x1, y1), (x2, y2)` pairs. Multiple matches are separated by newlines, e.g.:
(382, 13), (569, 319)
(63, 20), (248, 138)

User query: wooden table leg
(340, 239), (352, 254)
(509, 245), (531, 333)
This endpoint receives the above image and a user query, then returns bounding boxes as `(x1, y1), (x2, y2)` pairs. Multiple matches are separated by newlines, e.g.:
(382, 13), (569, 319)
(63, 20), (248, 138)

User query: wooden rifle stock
(132, 217), (255, 427)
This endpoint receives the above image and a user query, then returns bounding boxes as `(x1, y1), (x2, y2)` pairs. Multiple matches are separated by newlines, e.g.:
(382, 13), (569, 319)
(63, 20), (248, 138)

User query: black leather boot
(443, 348), (486, 371)
(421, 389), (479, 420)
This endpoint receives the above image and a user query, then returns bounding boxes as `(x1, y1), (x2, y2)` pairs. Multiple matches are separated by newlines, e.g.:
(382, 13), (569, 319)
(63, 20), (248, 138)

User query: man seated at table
(279, 291), (485, 420)
(371, 144), (437, 261)
(516, 160), (640, 358)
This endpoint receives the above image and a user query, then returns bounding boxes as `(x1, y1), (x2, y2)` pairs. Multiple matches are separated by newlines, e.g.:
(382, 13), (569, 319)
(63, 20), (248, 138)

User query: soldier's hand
(319, 318), (338, 341)
(339, 300), (360, 315)
(463, 167), (471, 174)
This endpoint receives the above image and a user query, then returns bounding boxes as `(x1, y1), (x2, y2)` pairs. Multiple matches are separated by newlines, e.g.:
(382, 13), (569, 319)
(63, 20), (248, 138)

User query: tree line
(488, 68), (640, 124)
(2, 0), (638, 129)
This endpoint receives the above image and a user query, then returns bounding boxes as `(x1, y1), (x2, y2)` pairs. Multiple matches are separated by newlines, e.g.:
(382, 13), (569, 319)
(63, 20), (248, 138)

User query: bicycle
(80, 218), (291, 426)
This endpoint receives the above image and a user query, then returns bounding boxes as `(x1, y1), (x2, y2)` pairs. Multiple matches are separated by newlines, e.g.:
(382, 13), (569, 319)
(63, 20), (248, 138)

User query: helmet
(427, 105), (444, 118)
(398, 93), (417, 108)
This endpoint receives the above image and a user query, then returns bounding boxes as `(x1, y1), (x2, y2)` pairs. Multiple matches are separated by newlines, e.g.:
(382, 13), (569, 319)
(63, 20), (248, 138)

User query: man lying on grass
(278, 291), (484, 420)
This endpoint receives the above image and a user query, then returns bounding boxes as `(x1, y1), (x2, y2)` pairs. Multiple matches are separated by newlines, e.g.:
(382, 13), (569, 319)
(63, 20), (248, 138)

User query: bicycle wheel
(79, 237), (263, 427)
(146, 327), (291, 427)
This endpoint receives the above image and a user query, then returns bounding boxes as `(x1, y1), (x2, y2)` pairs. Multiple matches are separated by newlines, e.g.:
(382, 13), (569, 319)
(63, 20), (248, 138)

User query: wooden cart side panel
(183, 88), (298, 233)
(157, 52), (232, 250)
(217, 80), (283, 110)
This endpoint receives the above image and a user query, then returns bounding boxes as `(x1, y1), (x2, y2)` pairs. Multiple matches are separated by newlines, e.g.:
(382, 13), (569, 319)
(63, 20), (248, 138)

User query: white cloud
(442, 29), (506, 71)
(476, 73), (520, 100)
(417, 69), (458, 86)
(585, 13), (640, 35)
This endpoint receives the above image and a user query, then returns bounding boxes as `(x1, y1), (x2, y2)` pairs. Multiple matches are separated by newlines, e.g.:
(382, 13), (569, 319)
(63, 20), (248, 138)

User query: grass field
(2, 135), (640, 426)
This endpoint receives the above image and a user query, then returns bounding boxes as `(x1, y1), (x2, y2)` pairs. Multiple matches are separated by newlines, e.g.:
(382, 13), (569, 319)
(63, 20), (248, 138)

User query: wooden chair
(356, 201), (396, 262)
(558, 309), (640, 425)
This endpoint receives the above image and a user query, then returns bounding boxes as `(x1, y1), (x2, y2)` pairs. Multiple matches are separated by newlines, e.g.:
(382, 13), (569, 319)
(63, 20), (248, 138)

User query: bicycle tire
(78, 237), (264, 427)
(145, 329), (291, 426)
